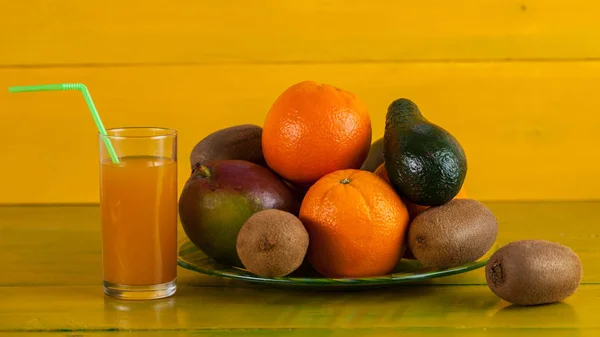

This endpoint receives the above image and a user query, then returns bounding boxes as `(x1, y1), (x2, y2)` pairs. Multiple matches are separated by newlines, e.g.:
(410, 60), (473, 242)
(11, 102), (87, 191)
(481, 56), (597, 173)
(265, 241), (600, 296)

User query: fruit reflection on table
(178, 80), (582, 307)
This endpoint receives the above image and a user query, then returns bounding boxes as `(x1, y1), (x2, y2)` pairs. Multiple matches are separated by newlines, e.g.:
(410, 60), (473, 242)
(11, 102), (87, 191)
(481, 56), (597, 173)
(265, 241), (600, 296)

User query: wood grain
(2, 63), (600, 203)
(3, 1), (600, 66)
(2, 330), (599, 336)
(3, 330), (599, 337)
(0, 285), (595, 332)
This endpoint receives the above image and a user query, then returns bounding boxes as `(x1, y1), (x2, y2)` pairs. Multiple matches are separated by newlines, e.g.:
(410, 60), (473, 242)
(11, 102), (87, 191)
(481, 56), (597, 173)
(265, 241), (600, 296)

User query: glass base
(104, 279), (177, 300)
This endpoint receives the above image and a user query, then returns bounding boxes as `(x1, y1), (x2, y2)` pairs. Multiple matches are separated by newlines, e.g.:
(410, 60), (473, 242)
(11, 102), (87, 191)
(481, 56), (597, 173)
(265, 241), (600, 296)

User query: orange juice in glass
(99, 127), (178, 300)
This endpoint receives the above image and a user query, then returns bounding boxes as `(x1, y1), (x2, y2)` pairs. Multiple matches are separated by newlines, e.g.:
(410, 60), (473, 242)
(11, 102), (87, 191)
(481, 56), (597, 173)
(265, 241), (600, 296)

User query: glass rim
(100, 127), (177, 140)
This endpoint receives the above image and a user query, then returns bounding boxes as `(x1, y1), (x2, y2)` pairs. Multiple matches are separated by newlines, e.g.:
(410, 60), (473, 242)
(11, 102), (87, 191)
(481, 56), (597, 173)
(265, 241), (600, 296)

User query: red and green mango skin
(179, 160), (300, 267)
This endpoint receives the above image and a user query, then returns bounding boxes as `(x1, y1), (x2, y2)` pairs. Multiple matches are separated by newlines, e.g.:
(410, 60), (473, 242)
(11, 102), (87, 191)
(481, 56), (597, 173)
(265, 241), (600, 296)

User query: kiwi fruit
(408, 198), (498, 268)
(360, 137), (384, 172)
(236, 209), (309, 277)
(190, 124), (265, 172)
(486, 240), (582, 306)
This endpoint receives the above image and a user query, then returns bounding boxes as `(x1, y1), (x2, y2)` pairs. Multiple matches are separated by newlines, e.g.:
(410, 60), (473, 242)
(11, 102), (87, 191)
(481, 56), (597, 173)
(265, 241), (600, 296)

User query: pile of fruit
(179, 80), (582, 306)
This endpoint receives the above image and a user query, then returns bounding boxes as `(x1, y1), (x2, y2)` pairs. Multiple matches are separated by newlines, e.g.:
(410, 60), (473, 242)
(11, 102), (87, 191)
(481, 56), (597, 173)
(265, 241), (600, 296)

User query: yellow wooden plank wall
(1, 0), (599, 203)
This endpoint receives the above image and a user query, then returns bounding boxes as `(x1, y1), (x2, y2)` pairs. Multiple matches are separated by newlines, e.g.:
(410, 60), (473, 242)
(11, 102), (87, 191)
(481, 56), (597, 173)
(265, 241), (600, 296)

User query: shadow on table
(177, 281), (501, 310)
(99, 283), (503, 331)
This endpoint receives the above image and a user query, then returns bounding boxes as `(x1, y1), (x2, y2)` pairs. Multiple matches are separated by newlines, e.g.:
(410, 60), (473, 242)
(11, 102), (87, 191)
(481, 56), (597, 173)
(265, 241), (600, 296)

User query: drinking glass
(99, 127), (178, 300)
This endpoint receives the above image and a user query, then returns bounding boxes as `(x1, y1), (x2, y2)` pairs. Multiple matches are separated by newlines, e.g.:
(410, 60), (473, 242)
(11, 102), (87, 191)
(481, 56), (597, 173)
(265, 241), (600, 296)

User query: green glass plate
(178, 238), (498, 288)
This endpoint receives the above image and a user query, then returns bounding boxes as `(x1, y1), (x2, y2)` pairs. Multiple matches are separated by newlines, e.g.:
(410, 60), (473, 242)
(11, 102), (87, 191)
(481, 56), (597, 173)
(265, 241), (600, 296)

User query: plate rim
(177, 239), (496, 287)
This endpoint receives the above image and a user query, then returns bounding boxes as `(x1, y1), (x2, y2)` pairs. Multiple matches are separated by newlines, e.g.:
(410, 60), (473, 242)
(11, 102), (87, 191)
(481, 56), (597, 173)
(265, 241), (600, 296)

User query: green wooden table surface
(0, 202), (598, 336)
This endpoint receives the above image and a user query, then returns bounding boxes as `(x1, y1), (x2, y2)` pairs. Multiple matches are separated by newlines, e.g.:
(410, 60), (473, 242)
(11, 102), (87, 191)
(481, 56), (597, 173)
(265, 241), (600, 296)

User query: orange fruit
(262, 81), (372, 186)
(375, 163), (467, 218)
(299, 169), (410, 278)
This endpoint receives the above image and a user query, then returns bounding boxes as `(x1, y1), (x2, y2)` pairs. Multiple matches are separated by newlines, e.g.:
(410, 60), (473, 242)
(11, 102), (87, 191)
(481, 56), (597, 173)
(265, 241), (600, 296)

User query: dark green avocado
(383, 98), (467, 206)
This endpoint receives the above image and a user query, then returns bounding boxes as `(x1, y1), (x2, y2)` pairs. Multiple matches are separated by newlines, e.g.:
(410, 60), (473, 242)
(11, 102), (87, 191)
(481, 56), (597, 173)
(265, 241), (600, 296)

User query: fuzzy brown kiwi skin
(236, 209), (309, 277)
(408, 199), (498, 268)
(190, 124), (265, 173)
(486, 240), (583, 306)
